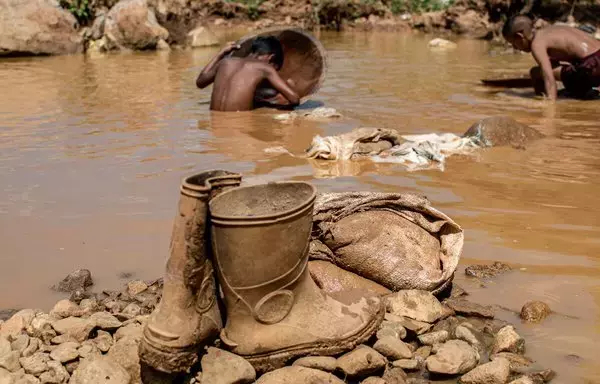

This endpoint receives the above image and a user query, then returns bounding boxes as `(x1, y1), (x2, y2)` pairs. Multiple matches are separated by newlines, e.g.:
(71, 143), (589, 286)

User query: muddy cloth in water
(309, 192), (463, 295)
(305, 127), (477, 170)
(231, 27), (327, 100)
(305, 117), (542, 171)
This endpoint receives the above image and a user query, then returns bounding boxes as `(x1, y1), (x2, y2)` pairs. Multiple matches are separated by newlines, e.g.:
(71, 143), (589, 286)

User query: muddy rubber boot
(209, 181), (385, 373)
(139, 170), (242, 373)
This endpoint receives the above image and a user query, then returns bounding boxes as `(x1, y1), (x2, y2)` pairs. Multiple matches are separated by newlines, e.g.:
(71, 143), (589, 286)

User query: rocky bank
(0, 265), (555, 384)
(1, 0), (598, 57)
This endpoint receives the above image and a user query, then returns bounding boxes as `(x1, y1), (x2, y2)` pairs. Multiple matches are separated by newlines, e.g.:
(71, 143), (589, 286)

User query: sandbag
(308, 260), (392, 298)
(231, 27), (327, 99)
(310, 192), (463, 294)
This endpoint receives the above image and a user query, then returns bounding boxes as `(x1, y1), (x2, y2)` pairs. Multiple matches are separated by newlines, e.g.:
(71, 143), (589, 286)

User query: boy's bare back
(210, 58), (274, 112)
(196, 38), (300, 112)
(532, 25), (600, 63)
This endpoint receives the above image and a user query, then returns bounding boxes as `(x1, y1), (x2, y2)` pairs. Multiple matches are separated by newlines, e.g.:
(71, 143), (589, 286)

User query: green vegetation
(60, 0), (93, 24)
(226, 0), (264, 20)
(389, 0), (454, 14)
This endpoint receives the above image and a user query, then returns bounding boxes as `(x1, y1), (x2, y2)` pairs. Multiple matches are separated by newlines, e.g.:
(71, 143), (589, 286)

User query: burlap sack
(310, 192), (463, 295)
(308, 260), (392, 298)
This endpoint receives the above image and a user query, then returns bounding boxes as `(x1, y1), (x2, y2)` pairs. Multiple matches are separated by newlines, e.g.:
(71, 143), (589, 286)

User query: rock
(120, 304), (141, 319)
(417, 330), (448, 346)
(104, 0), (169, 51)
(414, 346), (431, 360)
(64, 361), (79, 375)
(431, 316), (460, 335)
(0, 0), (82, 56)
(376, 321), (407, 340)
(508, 377), (534, 384)
(126, 281), (148, 296)
(89, 13), (106, 41)
(50, 335), (75, 345)
(78, 301), (97, 317)
(11, 335), (30, 355)
(0, 367), (10, 384)
(39, 360), (69, 384)
(0, 339), (10, 356)
(187, 26), (218, 48)
(1, 310), (37, 339)
(0, 350), (21, 372)
(51, 318), (94, 343)
(14, 374), (41, 384)
(53, 270), (93, 294)
(107, 336), (140, 384)
(520, 302), (551, 323)
(425, 340), (479, 375)
(156, 39), (170, 50)
(373, 337), (412, 360)
(428, 38), (457, 49)
(491, 326), (525, 355)
(91, 331), (112, 353)
(393, 359), (420, 370)
(527, 369), (556, 383)
(255, 366), (344, 384)
(443, 298), (494, 318)
(381, 367), (408, 384)
(361, 378), (386, 384)
(292, 356), (337, 372)
(455, 324), (481, 349)
(464, 262), (511, 278)
(19, 353), (49, 376)
(200, 347), (255, 384)
(89, 313), (121, 331)
(27, 314), (55, 343)
(77, 341), (100, 360)
(491, 353), (533, 373)
(69, 356), (130, 384)
(49, 301), (82, 320)
(49, 342), (79, 363)
(448, 9), (492, 39)
(459, 358), (510, 384)
(22, 339), (40, 358)
(464, 117), (543, 149)
(114, 323), (141, 343)
(385, 314), (432, 335)
(450, 284), (469, 298)
(337, 345), (387, 378)
(385, 291), (445, 323)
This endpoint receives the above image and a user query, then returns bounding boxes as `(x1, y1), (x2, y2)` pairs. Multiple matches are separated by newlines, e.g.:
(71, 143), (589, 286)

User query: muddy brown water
(0, 31), (599, 382)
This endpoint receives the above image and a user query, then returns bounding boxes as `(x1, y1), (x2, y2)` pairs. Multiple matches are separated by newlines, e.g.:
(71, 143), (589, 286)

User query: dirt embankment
(2, 0), (598, 57)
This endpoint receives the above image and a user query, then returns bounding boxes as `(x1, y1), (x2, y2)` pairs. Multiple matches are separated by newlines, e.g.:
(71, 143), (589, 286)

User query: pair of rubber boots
(139, 170), (384, 374)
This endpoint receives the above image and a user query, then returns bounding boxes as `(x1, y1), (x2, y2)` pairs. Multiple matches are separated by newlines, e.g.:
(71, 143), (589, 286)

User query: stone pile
(0, 270), (555, 384)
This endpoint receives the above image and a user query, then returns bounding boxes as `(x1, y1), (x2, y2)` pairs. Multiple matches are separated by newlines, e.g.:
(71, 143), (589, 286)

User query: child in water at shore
(196, 36), (300, 111)
(502, 15), (600, 100)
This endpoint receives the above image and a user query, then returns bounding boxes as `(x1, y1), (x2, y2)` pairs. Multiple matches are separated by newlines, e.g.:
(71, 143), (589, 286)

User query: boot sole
(139, 336), (199, 374)
(241, 303), (385, 373)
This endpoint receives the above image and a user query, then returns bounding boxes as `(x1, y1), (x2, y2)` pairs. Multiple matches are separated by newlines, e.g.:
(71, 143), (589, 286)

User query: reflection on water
(0, 31), (599, 383)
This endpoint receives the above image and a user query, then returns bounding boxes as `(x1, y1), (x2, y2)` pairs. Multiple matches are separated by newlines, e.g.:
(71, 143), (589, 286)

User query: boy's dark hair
(250, 36), (284, 69)
(502, 15), (533, 38)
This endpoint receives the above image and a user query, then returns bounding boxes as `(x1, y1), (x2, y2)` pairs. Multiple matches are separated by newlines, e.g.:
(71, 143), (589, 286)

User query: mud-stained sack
(309, 192), (463, 294)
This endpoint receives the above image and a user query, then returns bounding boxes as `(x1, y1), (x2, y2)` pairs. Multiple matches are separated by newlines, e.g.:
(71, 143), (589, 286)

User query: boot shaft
(209, 182), (316, 323)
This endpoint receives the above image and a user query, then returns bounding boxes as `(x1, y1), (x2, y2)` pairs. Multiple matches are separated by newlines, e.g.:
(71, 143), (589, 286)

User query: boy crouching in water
(196, 36), (300, 111)
(502, 15), (600, 100)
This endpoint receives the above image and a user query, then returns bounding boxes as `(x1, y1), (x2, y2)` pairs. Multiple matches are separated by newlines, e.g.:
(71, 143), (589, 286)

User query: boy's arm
(531, 39), (558, 101)
(264, 67), (300, 106)
(196, 42), (240, 89)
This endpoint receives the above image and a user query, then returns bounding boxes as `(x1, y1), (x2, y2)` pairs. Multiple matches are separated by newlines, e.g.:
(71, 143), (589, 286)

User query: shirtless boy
(502, 15), (600, 100)
(196, 36), (300, 111)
